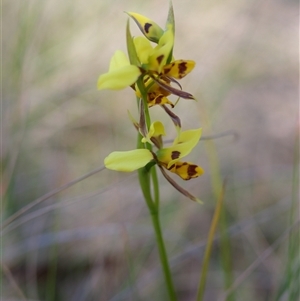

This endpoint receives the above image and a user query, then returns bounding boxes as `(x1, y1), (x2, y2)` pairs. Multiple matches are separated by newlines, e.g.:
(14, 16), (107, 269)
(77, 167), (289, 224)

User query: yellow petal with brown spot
(148, 94), (174, 107)
(162, 60), (195, 79)
(148, 29), (174, 73)
(169, 161), (204, 180)
(157, 128), (202, 168)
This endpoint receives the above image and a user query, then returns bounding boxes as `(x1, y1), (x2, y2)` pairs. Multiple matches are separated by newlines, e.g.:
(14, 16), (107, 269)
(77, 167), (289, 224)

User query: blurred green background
(2, 0), (298, 300)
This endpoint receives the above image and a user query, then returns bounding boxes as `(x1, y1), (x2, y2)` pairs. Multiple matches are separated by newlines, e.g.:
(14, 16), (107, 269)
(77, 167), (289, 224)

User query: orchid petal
(134, 37), (153, 64)
(157, 128), (202, 168)
(173, 128), (202, 145)
(141, 121), (166, 144)
(163, 60), (195, 79)
(168, 161), (204, 180)
(148, 94), (174, 107)
(158, 165), (202, 203)
(148, 29), (174, 73)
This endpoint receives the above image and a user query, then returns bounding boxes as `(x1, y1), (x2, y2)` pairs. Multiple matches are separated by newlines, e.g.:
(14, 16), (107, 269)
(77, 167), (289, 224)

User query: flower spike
(100, 5), (204, 202)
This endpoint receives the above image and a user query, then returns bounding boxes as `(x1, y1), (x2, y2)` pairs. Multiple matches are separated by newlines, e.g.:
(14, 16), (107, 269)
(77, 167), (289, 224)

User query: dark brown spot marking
(187, 164), (198, 177)
(156, 55), (164, 65)
(164, 67), (171, 74)
(168, 164), (175, 171)
(171, 151), (180, 160)
(179, 162), (188, 166)
(155, 95), (163, 104)
(148, 92), (155, 101)
(178, 62), (187, 78)
(144, 23), (152, 34)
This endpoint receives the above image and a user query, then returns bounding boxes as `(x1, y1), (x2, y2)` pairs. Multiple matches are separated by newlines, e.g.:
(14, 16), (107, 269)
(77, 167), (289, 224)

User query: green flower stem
(136, 77), (177, 300)
(150, 208), (177, 301)
(151, 167), (160, 208)
(136, 78), (151, 129)
(137, 164), (177, 301)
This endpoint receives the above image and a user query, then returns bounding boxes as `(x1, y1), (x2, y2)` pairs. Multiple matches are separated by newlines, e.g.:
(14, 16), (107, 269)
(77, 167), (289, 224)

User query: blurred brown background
(2, 0), (298, 300)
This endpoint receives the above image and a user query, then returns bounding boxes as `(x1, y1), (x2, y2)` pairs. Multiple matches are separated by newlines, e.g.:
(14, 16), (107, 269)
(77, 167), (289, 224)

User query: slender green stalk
(151, 167), (160, 208)
(137, 166), (177, 300)
(150, 208), (177, 301)
(136, 77), (177, 300)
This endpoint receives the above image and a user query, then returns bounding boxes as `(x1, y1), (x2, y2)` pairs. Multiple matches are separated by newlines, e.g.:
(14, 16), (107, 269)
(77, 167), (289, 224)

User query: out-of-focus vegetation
(2, 0), (298, 300)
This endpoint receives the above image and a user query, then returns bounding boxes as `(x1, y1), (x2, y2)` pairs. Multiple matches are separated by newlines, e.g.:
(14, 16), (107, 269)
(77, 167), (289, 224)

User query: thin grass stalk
(196, 181), (226, 301)
(46, 213), (59, 301)
(287, 127), (300, 300)
(198, 101), (235, 301)
(275, 126), (300, 301)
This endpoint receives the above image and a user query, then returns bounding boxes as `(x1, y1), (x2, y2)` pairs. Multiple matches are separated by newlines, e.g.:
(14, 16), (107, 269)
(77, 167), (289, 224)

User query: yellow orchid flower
(104, 121), (204, 202)
(132, 31), (196, 107)
(97, 50), (142, 90)
(98, 12), (195, 108)
(104, 122), (204, 181)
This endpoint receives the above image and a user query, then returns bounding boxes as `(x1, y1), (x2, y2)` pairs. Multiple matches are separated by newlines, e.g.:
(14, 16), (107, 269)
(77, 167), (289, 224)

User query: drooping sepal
(162, 105), (181, 130)
(152, 76), (195, 100)
(127, 110), (139, 131)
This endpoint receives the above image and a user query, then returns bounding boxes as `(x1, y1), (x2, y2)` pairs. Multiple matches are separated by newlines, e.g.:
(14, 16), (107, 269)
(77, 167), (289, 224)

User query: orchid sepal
(104, 149), (153, 172)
